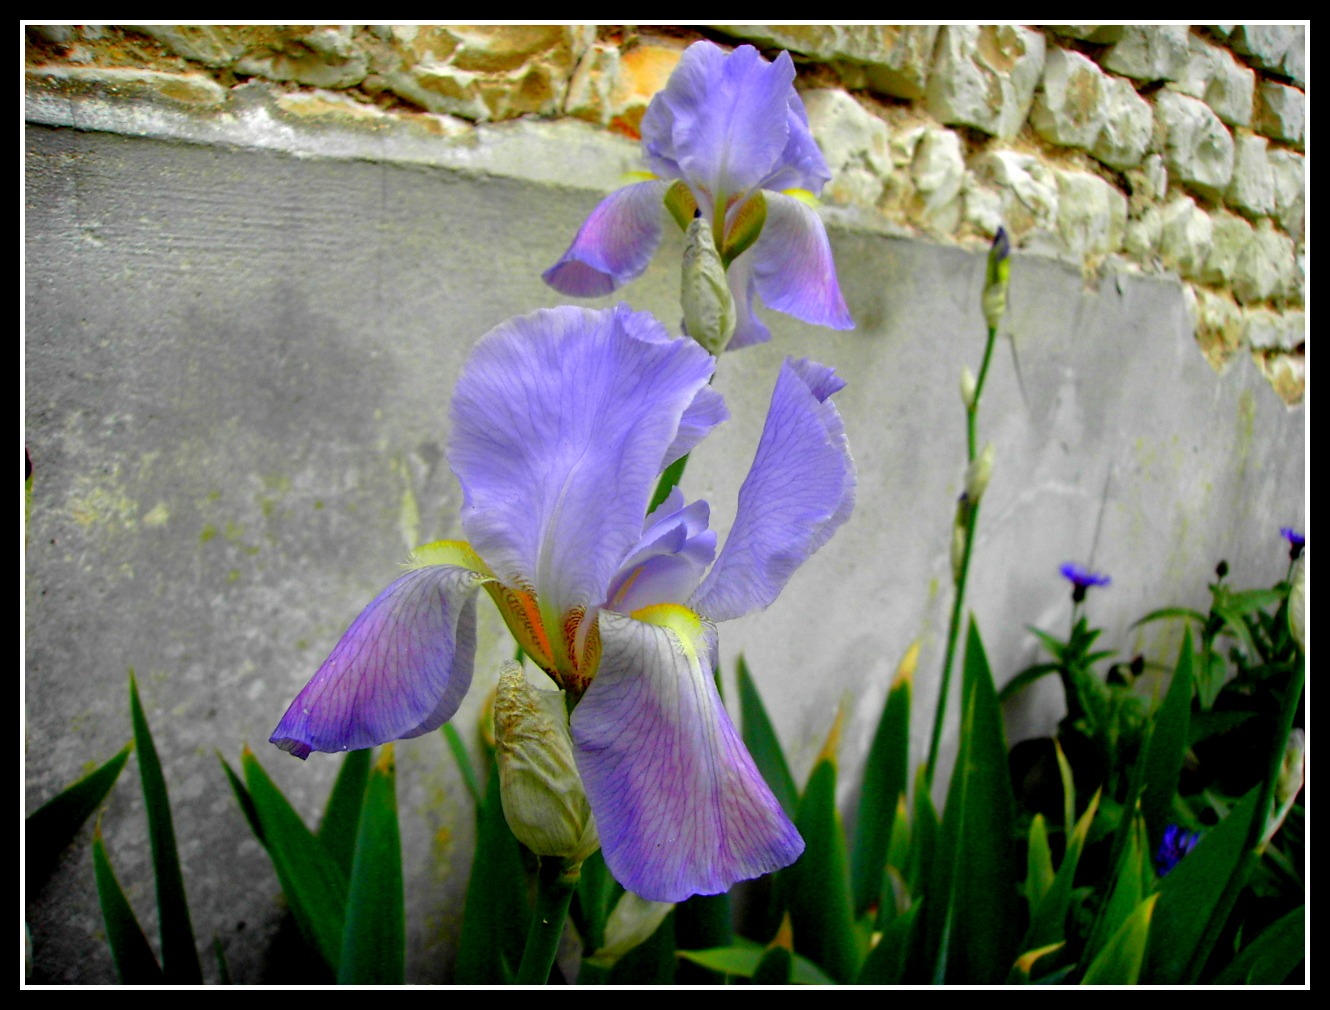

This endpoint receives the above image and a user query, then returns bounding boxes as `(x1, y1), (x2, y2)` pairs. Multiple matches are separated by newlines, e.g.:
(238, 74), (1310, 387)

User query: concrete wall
(24, 25), (1305, 983)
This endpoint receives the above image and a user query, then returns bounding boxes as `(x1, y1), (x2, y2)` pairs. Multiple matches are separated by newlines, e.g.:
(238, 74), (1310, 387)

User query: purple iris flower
(543, 41), (853, 351)
(271, 304), (856, 903)
(1060, 563), (1111, 589)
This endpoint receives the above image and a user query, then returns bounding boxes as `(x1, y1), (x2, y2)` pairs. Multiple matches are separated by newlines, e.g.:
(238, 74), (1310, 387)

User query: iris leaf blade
(339, 745), (404, 984)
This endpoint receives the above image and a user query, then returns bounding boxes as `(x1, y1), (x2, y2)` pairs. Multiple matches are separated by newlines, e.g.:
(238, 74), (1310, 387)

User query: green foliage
(26, 740), (132, 892)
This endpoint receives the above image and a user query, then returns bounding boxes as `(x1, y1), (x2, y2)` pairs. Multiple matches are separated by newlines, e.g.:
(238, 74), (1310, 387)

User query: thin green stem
(925, 326), (999, 788)
(516, 858), (580, 984)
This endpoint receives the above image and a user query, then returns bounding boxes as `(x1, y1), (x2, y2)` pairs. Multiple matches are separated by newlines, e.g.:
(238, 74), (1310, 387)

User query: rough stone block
(1257, 350), (1304, 405)
(1123, 206), (1162, 259)
(911, 127), (965, 232)
(1155, 91), (1234, 200)
(377, 25), (591, 122)
(1204, 45), (1256, 128)
(1268, 148), (1305, 237)
(1047, 26), (1125, 43)
(803, 89), (891, 207)
(132, 25), (263, 67)
(1055, 170), (1127, 258)
(1171, 35), (1255, 127)
(973, 150), (1058, 237)
(1226, 132), (1275, 218)
(1254, 81), (1304, 149)
(1244, 308), (1304, 352)
(1201, 211), (1256, 285)
(1090, 74), (1152, 170)
(608, 40), (684, 135)
(1229, 25), (1304, 82)
(564, 42), (619, 125)
(25, 65), (228, 108)
(1030, 48), (1104, 150)
(1158, 195), (1214, 279)
(926, 25), (1045, 140)
(233, 26), (368, 89)
(713, 25), (939, 99)
(1100, 25), (1190, 82)
(1232, 223), (1296, 305)
(1190, 286), (1245, 366)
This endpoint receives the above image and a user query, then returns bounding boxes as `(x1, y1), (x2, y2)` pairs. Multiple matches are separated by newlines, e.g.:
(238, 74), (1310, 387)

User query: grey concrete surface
(23, 106), (1304, 982)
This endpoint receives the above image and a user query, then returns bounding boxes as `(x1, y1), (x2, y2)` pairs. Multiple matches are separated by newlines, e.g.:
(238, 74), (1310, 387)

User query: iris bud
(960, 365), (977, 410)
(1263, 728), (1305, 848)
(682, 214), (738, 356)
(964, 442), (995, 506)
(982, 227), (1010, 330)
(586, 892), (675, 968)
(1289, 555), (1305, 653)
(494, 661), (599, 864)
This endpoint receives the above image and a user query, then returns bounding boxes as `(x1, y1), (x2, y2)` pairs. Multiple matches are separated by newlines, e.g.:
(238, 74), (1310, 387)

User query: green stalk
(515, 858), (580, 984)
(925, 324), (999, 787)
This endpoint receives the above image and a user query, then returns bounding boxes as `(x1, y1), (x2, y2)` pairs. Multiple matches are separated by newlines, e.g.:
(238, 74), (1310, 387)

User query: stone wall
(25, 23), (1306, 402)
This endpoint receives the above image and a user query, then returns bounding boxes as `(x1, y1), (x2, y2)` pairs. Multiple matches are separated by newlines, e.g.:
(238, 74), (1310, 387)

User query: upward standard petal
(692, 358), (856, 623)
(448, 306), (717, 629)
(642, 43), (795, 204)
(271, 556), (487, 758)
(572, 606), (803, 902)
(543, 180), (669, 297)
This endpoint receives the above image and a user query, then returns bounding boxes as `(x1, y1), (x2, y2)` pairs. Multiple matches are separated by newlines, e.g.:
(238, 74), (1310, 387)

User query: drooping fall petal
(543, 180), (669, 297)
(748, 193), (853, 332)
(572, 606), (803, 902)
(692, 358), (856, 623)
(271, 563), (486, 758)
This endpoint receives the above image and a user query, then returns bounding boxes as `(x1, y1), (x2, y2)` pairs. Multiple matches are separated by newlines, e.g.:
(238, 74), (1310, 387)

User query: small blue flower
(1155, 824), (1200, 876)
(1060, 562), (1110, 603)
(1281, 526), (1305, 560)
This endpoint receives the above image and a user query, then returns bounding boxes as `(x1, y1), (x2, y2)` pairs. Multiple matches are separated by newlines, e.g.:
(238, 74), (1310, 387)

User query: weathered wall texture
(24, 24), (1305, 983)
(26, 23), (1306, 402)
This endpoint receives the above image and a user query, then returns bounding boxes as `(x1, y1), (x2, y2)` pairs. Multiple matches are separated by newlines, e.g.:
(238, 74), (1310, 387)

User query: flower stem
(925, 325), (999, 788)
(515, 858), (580, 984)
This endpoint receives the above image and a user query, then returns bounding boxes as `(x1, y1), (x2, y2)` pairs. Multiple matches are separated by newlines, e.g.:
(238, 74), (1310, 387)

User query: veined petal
(724, 253), (773, 351)
(748, 192), (853, 331)
(664, 385), (727, 468)
(607, 498), (716, 614)
(543, 180), (669, 297)
(271, 558), (487, 759)
(643, 42), (795, 205)
(692, 358), (856, 623)
(572, 606), (803, 902)
(449, 305), (716, 641)
(762, 97), (833, 196)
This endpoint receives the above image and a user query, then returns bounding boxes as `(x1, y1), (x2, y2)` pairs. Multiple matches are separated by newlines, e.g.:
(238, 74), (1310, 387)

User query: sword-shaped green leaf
(92, 818), (164, 983)
(318, 748), (372, 877)
(454, 759), (531, 983)
(1212, 905), (1305, 984)
(1140, 630), (1194, 854)
(789, 757), (860, 982)
(242, 746), (348, 974)
(339, 745), (404, 984)
(737, 655), (797, 819)
(851, 642), (914, 915)
(1081, 894), (1157, 985)
(26, 740), (133, 892)
(129, 673), (201, 982)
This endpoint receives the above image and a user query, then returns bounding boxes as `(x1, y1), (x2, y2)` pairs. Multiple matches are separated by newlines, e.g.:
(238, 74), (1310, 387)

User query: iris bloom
(543, 40), (853, 351)
(271, 305), (855, 902)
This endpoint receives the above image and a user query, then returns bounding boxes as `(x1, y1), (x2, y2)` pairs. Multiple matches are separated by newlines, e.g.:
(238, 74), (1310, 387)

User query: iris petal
(643, 43), (795, 205)
(543, 180), (669, 297)
(749, 193), (854, 332)
(693, 358), (856, 623)
(448, 305), (717, 632)
(572, 606), (803, 902)
(270, 564), (486, 758)
(724, 253), (774, 350)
